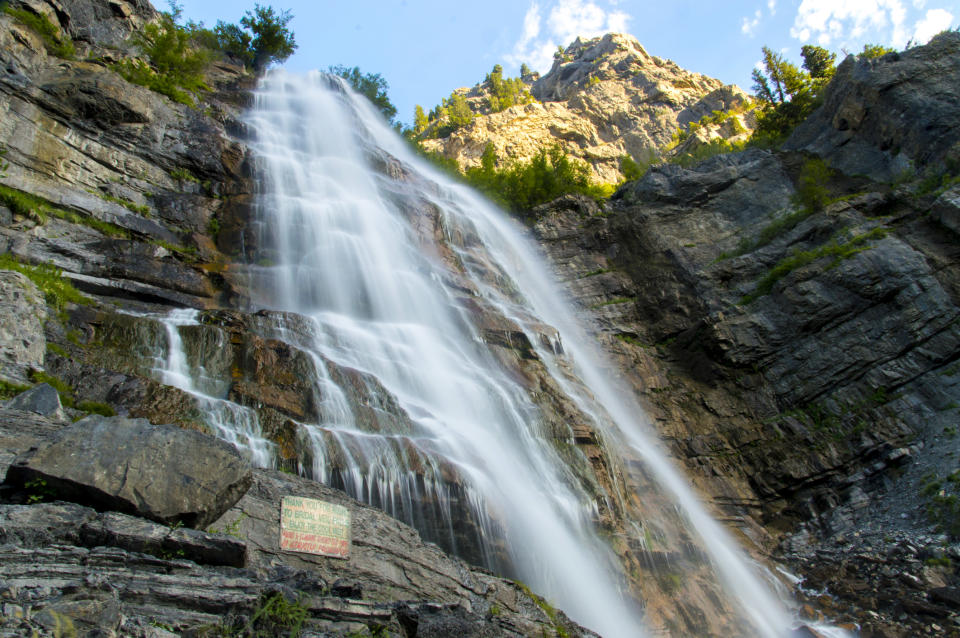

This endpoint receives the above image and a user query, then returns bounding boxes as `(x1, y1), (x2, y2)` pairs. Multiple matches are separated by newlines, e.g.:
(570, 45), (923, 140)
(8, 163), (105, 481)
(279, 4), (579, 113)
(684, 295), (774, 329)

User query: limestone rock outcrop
(785, 31), (960, 181)
(419, 33), (754, 183)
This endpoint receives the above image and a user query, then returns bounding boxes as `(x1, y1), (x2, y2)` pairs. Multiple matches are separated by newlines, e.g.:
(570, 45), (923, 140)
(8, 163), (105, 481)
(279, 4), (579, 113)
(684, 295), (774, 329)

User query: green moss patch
(0, 253), (91, 313)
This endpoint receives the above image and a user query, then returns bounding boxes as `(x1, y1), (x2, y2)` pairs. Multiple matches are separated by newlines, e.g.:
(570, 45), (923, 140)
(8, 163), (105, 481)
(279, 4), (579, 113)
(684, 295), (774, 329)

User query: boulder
(0, 407), (64, 481)
(4, 415), (253, 528)
(3, 383), (64, 419)
(932, 186), (960, 236)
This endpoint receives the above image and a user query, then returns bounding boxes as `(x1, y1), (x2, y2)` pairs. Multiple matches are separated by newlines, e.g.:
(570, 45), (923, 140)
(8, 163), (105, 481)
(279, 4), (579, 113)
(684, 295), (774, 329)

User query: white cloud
(790, 0), (910, 47)
(742, 9), (762, 36)
(912, 7), (955, 42)
(505, 0), (632, 72)
(768, 0), (777, 15)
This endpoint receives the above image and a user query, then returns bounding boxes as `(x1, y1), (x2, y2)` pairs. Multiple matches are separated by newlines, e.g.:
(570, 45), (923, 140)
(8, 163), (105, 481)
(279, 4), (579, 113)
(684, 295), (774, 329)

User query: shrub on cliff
(114, 5), (211, 105)
(461, 143), (612, 216)
(114, 3), (296, 105)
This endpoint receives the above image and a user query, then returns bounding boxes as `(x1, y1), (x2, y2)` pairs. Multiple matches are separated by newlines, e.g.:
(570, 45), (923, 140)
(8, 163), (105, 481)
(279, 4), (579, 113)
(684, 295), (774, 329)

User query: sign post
(279, 496), (351, 559)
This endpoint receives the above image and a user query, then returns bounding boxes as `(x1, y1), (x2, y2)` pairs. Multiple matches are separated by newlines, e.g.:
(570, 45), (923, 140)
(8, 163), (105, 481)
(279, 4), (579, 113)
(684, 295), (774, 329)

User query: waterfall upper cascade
(158, 71), (798, 637)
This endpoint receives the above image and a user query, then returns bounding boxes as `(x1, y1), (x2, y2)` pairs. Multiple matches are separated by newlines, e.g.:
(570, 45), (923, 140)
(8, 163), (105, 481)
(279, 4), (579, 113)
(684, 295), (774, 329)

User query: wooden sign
(280, 496), (351, 559)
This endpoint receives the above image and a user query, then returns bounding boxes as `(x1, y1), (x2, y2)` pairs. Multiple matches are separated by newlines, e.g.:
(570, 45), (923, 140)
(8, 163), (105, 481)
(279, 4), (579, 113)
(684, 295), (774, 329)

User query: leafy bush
(859, 43), (896, 59)
(77, 400), (117, 417)
(793, 157), (834, 212)
(431, 93), (474, 136)
(3, 6), (75, 59)
(194, 592), (309, 637)
(620, 155), (648, 182)
(463, 143), (612, 216)
(114, 9), (211, 105)
(0, 379), (30, 400)
(416, 143), (612, 218)
(670, 137), (746, 168)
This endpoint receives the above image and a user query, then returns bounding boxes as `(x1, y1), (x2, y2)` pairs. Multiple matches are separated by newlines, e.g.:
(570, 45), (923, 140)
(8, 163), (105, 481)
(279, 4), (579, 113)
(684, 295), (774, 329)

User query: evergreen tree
(209, 4), (297, 71)
(413, 105), (429, 134)
(800, 45), (836, 81)
(446, 93), (473, 129)
(751, 44), (838, 144)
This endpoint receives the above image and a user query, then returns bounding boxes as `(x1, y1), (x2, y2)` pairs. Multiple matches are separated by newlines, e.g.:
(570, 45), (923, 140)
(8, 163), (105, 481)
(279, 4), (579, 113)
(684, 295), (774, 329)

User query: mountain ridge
(418, 32), (756, 183)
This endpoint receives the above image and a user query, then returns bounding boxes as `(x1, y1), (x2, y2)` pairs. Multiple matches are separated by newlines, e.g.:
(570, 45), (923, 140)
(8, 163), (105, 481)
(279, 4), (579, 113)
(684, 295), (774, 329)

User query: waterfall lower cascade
(159, 70), (808, 637)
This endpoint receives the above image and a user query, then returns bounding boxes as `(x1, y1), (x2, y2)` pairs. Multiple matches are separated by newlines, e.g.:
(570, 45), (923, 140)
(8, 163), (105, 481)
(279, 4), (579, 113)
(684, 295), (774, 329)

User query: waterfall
(160, 69), (807, 637)
(154, 308), (275, 468)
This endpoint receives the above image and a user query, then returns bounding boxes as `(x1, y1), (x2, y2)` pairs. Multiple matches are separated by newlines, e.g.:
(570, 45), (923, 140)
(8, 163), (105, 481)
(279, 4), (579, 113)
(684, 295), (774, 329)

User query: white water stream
(155, 71), (809, 637)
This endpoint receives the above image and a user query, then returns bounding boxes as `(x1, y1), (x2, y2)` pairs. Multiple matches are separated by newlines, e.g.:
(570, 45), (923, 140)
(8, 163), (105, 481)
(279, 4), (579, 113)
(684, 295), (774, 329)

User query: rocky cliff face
(785, 31), (960, 182)
(530, 31), (960, 636)
(0, 0), (254, 314)
(419, 33), (755, 183)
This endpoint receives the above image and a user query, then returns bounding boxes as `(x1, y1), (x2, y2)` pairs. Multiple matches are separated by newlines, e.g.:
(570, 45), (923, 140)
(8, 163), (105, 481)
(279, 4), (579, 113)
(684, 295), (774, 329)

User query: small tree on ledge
(215, 4), (297, 72)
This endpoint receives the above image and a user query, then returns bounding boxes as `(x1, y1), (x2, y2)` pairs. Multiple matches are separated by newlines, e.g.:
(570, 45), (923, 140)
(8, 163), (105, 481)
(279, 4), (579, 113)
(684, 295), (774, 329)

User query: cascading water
(153, 308), (275, 468)
(153, 69), (811, 637)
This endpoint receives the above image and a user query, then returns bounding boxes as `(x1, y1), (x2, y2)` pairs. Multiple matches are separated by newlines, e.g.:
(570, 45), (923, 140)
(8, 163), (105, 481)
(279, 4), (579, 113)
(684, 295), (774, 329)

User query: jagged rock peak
(420, 32), (751, 183)
(532, 32), (721, 104)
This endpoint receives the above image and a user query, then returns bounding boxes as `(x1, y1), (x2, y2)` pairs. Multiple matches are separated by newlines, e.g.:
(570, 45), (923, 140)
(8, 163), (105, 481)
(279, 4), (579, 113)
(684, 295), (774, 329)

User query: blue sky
(178, 0), (958, 127)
